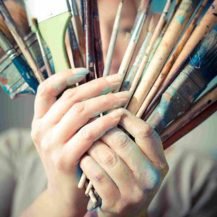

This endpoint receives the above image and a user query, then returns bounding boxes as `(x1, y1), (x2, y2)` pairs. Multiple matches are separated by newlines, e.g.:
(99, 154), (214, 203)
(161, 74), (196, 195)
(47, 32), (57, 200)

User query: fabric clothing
(0, 129), (217, 217)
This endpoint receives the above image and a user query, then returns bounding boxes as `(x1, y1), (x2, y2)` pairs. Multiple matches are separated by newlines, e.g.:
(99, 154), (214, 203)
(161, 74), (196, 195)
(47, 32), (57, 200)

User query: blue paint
(13, 55), (39, 92)
(176, 15), (186, 25)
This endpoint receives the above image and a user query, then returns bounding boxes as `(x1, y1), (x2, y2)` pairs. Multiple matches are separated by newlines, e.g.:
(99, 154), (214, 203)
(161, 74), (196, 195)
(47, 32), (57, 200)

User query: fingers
(80, 155), (120, 208)
(120, 110), (168, 171)
(88, 141), (138, 196)
(101, 128), (160, 189)
(52, 92), (130, 144)
(57, 109), (125, 171)
(34, 68), (89, 119)
(43, 74), (124, 125)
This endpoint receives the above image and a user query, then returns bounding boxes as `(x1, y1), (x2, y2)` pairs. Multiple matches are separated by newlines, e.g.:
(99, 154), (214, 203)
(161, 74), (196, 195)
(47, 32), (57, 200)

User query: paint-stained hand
(30, 68), (129, 217)
(81, 110), (168, 217)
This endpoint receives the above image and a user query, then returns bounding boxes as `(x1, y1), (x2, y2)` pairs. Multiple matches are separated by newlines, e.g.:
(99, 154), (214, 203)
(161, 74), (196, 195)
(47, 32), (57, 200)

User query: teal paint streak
(176, 15), (186, 25)
(100, 87), (112, 95)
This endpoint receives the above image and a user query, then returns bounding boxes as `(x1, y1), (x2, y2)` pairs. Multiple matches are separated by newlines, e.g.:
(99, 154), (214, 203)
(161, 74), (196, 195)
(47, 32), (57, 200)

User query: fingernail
(106, 74), (124, 89)
(67, 68), (89, 85)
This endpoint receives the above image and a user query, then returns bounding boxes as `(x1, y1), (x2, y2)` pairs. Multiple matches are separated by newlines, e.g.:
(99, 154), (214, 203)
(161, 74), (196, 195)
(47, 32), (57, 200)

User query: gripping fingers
(58, 109), (125, 171)
(102, 128), (160, 189)
(52, 91), (130, 144)
(34, 68), (89, 119)
(120, 110), (168, 173)
(80, 155), (120, 208)
(43, 74), (124, 125)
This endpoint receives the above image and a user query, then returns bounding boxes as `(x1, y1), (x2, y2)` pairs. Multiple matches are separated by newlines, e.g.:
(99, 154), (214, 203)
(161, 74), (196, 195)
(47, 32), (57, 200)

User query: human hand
(31, 68), (129, 217)
(81, 110), (168, 217)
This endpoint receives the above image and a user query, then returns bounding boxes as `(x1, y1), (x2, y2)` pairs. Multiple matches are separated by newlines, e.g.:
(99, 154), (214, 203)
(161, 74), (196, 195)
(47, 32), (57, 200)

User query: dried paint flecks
(176, 15), (186, 25)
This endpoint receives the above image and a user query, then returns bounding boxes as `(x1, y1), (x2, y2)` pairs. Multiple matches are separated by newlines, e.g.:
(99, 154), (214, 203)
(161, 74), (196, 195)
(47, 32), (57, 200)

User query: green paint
(38, 12), (71, 73)
(101, 87), (112, 95)
(67, 69), (89, 85)
(176, 15), (186, 25)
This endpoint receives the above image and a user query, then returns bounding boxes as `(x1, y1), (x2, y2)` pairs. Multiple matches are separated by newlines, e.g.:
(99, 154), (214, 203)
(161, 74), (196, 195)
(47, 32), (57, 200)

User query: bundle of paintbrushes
(0, 0), (217, 209)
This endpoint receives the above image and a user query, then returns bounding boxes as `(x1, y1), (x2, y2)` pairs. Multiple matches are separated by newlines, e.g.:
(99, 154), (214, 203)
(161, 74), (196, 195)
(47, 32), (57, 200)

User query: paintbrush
(103, 0), (124, 77)
(144, 0), (182, 69)
(82, 0), (96, 81)
(116, 0), (151, 90)
(122, 0), (172, 100)
(136, 0), (209, 117)
(68, 21), (84, 68)
(151, 0), (217, 108)
(0, 31), (38, 98)
(69, 0), (85, 63)
(127, 0), (194, 114)
(122, 14), (156, 92)
(0, 30), (38, 90)
(24, 0), (72, 73)
(31, 18), (52, 77)
(92, 0), (104, 78)
(0, 0), (44, 83)
(162, 85), (217, 149)
(146, 29), (217, 134)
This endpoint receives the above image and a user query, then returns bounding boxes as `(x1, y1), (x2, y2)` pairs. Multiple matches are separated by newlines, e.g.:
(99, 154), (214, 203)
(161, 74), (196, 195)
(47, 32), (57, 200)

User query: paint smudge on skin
(100, 87), (112, 95)
(176, 15), (186, 25)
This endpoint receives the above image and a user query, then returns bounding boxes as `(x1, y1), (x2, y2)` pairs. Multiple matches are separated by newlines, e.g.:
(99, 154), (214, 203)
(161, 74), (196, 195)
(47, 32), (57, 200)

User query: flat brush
(162, 85), (217, 149)
(24, 0), (71, 72)
(0, 31), (38, 98)
(147, 29), (217, 134)
(0, 0), (44, 83)
(31, 18), (52, 77)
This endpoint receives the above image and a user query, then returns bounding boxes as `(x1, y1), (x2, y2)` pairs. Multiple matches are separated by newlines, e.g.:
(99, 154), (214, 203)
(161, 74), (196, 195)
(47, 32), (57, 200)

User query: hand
(30, 68), (130, 217)
(81, 110), (168, 217)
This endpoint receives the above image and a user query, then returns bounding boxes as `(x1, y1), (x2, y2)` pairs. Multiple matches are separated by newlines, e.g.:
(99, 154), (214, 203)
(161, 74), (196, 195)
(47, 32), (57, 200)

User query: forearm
(21, 189), (87, 217)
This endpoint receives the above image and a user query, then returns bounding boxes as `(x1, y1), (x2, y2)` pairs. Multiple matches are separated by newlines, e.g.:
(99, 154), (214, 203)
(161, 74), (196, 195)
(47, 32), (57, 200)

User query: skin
(4, 0), (168, 216)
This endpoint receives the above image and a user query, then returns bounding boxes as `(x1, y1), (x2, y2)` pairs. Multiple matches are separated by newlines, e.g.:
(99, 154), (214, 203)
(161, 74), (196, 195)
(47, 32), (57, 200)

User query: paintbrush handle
(136, 0), (209, 117)
(128, 0), (194, 114)
(117, 0), (150, 89)
(103, 0), (124, 77)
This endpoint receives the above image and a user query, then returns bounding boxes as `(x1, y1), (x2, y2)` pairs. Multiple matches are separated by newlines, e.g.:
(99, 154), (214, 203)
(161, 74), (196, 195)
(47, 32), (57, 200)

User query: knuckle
(37, 82), (54, 97)
(116, 133), (130, 150)
(136, 124), (154, 139)
(101, 150), (117, 167)
(80, 128), (95, 143)
(71, 102), (86, 115)
(61, 89), (75, 100)
(92, 171), (106, 184)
